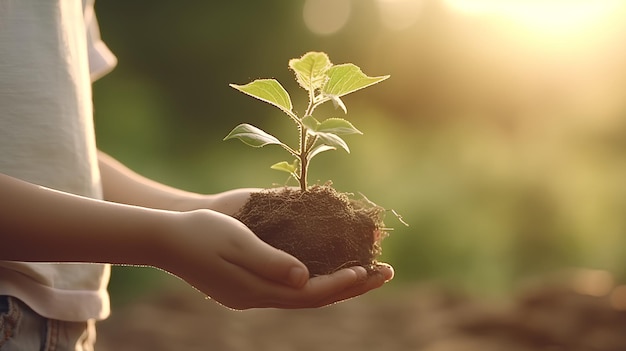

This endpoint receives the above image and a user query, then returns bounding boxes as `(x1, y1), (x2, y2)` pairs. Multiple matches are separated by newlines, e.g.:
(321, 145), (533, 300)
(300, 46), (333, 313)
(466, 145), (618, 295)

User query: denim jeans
(0, 296), (96, 351)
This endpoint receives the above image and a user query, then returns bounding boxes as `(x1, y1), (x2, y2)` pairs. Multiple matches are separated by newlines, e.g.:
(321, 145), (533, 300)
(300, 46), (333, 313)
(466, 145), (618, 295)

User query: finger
(278, 264), (394, 308)
(220, 228), (310, 288)
(213, 264), (392, 310)
(257, 266), (365, 309)
(201, 258), (284, 310)
(374, 262), (394, 282)
(300, 264), (394, 308)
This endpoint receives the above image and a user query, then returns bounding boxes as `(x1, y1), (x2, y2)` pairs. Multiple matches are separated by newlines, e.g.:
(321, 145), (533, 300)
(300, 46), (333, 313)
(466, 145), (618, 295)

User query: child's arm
(98, 150), (252, 215)
(0, 172), (393, 309)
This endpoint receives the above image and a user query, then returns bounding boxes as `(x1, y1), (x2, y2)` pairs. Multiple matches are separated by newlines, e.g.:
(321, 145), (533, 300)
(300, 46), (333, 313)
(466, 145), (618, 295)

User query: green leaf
(317, 118), (362, 135)
(288, 52), (332, 91)
(230, 79), (292, 113)
(322, 63), (389, 98)
(302, 116), (361, 135)
(307, 144), (336, 161)
(301, 115), (320, 131)
(316, 132), (350, 153)
(223, 123), (283, 148)
(271, 160), (298, 177)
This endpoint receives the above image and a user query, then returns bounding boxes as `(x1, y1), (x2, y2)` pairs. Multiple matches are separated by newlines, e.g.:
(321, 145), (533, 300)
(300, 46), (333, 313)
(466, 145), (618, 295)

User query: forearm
(0, 173), (394, 310)
(98, 150), (202, 211)
(0, 172), (171, 265)
(98, 150), (258, 215)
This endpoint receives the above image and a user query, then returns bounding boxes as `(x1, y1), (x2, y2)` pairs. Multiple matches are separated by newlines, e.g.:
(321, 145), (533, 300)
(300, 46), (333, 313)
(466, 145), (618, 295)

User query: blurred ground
(97, 270), (626, 351)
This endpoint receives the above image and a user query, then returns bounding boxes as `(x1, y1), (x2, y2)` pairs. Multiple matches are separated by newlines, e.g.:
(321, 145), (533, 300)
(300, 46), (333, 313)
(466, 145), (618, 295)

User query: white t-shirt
(0, 0), (117, 321)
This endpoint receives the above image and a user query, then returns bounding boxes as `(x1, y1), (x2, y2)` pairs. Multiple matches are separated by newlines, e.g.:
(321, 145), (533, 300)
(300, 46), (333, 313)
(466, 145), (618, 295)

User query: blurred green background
(92, 0), (626, 304)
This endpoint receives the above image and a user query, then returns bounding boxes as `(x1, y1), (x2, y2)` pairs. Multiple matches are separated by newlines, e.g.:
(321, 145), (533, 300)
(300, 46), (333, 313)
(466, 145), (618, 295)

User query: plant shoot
(224, 51), (389, 191)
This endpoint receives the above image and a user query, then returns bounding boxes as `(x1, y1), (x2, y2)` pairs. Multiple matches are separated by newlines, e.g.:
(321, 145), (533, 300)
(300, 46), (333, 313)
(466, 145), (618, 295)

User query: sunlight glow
(303, 0), (352, 36)
(377, 0), (425, 31)
(444, 0), (623, 35)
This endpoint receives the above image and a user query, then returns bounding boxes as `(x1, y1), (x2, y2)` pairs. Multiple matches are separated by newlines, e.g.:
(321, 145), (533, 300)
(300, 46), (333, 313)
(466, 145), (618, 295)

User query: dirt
(234, 185), (386, 276)
(97, 271), (626, 351)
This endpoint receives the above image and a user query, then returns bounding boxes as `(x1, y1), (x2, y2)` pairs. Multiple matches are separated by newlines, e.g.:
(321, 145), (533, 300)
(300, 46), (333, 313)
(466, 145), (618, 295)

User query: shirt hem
(0, 267), (110, 322)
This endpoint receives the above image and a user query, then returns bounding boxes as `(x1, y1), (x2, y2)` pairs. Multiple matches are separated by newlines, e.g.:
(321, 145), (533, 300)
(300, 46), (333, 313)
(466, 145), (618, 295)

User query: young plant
(224, 51), (389, 191)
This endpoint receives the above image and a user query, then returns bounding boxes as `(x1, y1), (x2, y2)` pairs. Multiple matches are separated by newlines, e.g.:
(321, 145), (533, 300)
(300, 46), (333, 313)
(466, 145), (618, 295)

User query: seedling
(224, 51), (389, 191)
(223, 52), (393, 276)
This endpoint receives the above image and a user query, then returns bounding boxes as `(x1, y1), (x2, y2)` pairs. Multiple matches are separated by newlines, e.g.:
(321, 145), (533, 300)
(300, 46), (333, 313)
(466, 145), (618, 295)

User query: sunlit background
(93, 0), (626, 305)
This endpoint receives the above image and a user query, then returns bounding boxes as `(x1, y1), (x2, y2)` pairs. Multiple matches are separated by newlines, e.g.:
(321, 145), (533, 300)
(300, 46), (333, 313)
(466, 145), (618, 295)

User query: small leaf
(317, 118), (362, 135)
(301, 115), (320, 131)
(289, 52), (332, 91)
(224, 123), (283, 148)
(322, 63), (389, 97)
(392, 209), (410, 227)
(230, 79), (292, 113)
(307, 144), (336, 161)
(329, 95), (347, 114)
(271, 160), (298, 177)
(316, 132), (350, 153)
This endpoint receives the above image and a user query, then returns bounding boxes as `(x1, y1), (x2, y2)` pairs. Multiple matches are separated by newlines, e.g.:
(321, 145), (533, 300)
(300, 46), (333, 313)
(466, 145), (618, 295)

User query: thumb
(229, 232), (310, 288)
(262, 247), (310, 288)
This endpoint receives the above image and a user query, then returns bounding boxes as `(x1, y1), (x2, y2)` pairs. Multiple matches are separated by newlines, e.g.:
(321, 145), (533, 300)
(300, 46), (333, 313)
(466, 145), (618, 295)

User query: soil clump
(234, 184), (386, 276)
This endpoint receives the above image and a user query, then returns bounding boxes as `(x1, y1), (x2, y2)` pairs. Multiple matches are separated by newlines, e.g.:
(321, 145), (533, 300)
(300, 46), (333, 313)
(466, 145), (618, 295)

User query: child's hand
(0, 169), (393, 309)
(202, 188), (262, 216)
(156, 209), (393, 310)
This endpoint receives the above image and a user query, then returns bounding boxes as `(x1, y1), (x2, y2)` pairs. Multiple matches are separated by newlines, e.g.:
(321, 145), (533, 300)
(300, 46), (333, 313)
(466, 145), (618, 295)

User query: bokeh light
(377, 0), (425, 31)
(303, 0), (352, 35)
(444, 0), (624, 38)
(572, 269), (614, 297)
(610, 285), (626, 311)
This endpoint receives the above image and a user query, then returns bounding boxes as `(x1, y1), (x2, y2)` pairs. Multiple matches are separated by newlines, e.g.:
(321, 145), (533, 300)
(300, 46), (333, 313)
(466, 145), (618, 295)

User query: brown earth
(234, 185), (386, 276)
(97, 270), (626, 351)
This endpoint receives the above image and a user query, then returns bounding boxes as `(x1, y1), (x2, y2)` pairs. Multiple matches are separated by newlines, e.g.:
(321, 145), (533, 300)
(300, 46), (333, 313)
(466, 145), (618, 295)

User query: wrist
(204, 188), (258, 216)
(169, 193), (213, 212)
(138, 209), (182, 269)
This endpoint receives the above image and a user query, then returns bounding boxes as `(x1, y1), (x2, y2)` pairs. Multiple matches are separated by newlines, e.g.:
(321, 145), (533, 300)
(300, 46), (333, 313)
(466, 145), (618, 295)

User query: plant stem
(297, 90), (332, 192)
(298, 124), (308, 191)
(296, 87), (316, 192)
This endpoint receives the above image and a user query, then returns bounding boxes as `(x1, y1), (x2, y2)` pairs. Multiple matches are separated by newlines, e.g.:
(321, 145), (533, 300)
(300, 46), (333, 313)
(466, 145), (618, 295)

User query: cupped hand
(269, 263), (394, 309)
(157, 209), (393, 310)
(199, 188), (261, 216)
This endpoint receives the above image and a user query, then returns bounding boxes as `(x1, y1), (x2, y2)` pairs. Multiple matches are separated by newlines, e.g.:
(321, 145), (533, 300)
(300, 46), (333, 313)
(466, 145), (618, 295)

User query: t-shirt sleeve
(84, 0), (117, 82)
